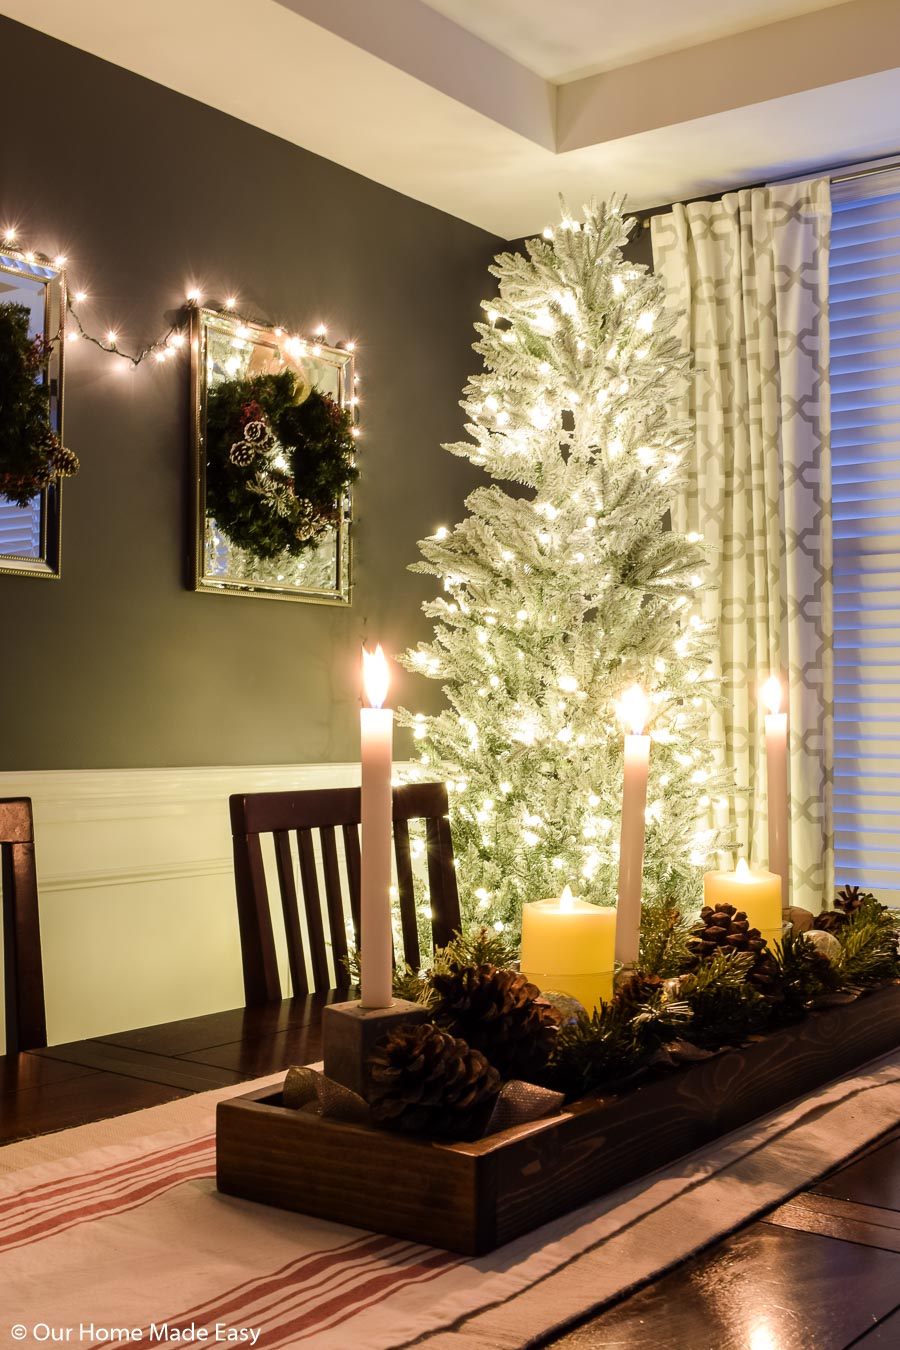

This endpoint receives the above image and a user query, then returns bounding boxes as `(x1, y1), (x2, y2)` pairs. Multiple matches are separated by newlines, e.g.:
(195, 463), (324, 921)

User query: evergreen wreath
(0, 302), (78, 507)
(204, 368), (358, 562)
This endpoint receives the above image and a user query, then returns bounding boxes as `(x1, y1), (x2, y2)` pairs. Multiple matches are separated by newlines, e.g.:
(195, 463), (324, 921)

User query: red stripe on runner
(282, 1257), (464, 1346)
(215, 1241), (422, 1329)
(146, 1233), (409, 1333)
(0, 1133), (215, 1220)
(0, 1158), (213, 1253)
(263, 1250), (462, 1345)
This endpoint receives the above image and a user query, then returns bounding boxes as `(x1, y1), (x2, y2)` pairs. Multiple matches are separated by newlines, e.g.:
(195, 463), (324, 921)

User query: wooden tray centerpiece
(217, 981), (900, 1256)
(218, 905), (900, 1256)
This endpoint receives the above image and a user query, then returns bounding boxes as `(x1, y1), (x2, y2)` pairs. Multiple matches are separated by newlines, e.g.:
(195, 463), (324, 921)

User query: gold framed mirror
(0, 249), (66, 579)
(190, 308), (355, 604)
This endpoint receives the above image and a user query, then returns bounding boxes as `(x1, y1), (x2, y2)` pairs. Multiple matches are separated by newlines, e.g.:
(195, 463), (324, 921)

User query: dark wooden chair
(230, 781), (462, 1005)
(1, 798), (47, 1054)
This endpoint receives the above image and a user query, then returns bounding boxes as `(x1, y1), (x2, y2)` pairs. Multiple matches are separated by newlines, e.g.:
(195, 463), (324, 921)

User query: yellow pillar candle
(703, 858), (783, 949)
(520, 886), (617, 1013)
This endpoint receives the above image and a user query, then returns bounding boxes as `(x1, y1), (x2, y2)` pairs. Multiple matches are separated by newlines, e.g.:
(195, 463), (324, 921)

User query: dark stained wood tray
(216, 983), (900, 1255)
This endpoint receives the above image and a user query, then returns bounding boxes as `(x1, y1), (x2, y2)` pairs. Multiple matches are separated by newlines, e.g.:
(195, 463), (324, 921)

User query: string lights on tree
(401, 196), (733, 942)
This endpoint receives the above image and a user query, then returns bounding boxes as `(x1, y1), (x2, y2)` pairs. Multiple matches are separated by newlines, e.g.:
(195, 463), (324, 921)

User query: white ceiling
(3, 0), (900, 238)
(420, 0), (851, 82)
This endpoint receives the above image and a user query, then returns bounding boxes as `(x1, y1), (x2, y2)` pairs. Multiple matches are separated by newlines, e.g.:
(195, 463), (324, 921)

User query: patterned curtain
(651, 180), (833, 912)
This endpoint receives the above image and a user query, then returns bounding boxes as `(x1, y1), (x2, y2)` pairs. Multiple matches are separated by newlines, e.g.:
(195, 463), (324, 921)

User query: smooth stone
(804, 928), (842, 962)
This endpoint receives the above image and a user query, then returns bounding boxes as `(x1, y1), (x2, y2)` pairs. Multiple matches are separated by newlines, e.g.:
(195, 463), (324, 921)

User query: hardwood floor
(1, 1001), (897, 1348)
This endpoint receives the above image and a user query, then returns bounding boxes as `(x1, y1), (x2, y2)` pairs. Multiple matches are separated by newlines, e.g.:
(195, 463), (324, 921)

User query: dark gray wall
(0, 16), (500, 770)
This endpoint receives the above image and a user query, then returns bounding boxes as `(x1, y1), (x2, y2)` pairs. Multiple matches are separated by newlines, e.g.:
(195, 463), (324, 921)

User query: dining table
(3, 991), (900, 1349)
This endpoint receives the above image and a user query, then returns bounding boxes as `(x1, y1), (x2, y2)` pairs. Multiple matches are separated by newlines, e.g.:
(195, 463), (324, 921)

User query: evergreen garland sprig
(0, 302), (78, 505)
(769, 930), (842, 1025)
(674, 950), (769, 1046)
(836, 896), (900, 985)
(638, 893), (692, 976)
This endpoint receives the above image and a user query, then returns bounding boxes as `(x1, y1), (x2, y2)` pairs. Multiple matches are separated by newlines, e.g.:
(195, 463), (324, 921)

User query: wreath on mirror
(204, 368), (358, 562)
(0, 302), (79, 507)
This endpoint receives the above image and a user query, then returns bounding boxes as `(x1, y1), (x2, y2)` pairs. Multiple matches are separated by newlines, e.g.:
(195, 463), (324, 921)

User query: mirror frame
(189, 307), (354, 606)
(0, 250), (66, 581)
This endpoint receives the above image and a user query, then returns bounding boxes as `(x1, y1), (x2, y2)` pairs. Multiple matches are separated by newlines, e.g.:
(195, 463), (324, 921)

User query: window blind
(830, 170), (900, 904)
(0, 497), (41, 559)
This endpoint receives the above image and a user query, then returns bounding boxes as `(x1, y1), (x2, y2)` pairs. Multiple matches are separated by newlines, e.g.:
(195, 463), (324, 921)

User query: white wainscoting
(0, 763), (361, 1049)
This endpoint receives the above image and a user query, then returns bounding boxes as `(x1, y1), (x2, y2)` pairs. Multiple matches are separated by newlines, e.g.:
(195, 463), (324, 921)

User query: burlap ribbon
(282, 1066), (564, 1139)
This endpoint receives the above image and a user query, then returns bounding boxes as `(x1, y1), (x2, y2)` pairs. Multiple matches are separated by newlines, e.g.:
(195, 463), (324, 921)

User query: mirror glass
(191, 309), (354, 604)
(0, 250), (65, 579)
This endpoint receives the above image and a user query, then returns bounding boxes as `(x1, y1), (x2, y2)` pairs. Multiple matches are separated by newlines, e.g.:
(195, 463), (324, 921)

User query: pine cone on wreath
(431, 963), (560, 1080)
(51, 445), (80, 478)
(367, 1023), (500, 1139)
(229, 440), (256, 468)
(242, 418), (270, 446)
(686, 904), (782, 1003)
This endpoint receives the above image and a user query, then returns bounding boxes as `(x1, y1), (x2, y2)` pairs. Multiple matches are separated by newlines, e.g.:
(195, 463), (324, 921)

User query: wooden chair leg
(3, 842), (47, 1053)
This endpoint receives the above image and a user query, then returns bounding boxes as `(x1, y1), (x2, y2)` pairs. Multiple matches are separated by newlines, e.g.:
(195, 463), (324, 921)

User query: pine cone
(431, 963), (559, 1080)
(687, 905), (767, 961)
(835, 884), (874, 918)
(813, 910), (845, 935)
(814, 884), (876, 934)
(367, 1023), (500, 1139)
(687, 904), (782, 1002)
(229, 440), (256, 467)
(51, 445), (80, 478)
(612, 972), (665, 1012)
(242, 418), (270, 445)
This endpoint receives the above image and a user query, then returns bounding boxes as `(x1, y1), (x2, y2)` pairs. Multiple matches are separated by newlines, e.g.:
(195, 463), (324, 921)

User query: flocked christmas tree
(400, 198), (731, 945)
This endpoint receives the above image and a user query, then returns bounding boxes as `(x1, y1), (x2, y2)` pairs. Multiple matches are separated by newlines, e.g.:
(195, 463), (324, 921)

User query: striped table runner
(3, 1054), (899, 1350)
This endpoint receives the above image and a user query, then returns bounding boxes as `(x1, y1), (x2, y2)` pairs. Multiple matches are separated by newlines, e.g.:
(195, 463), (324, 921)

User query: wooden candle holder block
(217, 983), (900, 1257)
(322, 998), (429, 1100)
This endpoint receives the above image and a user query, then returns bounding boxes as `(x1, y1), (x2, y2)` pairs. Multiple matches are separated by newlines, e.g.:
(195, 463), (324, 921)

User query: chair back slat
(0, 799), (47, 1053)
(342, 822), (362, 938)
(297, 828), (330, 991)
(425, 813), (461, 949)
(232, 830), (281, 1004)
(273, 830), (308, 997)
(392, 817), (420, 970)
(229, 782), (461, 1004)
(319, 826), (349, 972)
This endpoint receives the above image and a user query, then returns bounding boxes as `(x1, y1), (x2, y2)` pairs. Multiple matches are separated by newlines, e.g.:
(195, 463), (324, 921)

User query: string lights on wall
(0, 226), (360, 397)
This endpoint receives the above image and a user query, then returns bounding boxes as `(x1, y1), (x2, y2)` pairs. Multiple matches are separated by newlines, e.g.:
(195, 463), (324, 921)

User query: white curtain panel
(651, 180), (833, 912)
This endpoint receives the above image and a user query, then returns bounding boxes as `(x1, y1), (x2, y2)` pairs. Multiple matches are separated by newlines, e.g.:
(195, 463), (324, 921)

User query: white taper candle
(762, 675), (789, 909)
(615, 685), (651, 969)
(360, 646), (394, 1009)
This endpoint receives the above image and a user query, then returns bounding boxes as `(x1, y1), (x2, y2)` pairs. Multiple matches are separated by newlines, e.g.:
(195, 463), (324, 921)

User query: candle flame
(761, 676), (782, 716)
(559, 885), (575, 912)
(735, 857), (751, 881)
(617, 684), (649, 736)
(362, 644), (389, 709)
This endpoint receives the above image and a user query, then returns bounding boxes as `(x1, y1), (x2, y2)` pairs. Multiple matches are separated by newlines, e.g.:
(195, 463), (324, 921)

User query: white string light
(0, 229), (360, 379)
